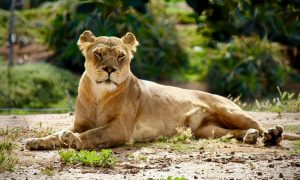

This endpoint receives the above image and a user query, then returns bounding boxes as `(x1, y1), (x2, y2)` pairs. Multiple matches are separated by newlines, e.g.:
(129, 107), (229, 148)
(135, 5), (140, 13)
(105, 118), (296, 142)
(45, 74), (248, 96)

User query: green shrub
(46, 0), (188, 81)
(251, 89), (300, 113)
(0, 141), (18, 173)
(0, 63), (79, 108)
(59, 149), (117, 168)
(0, 4), (58, 45)
(207, 36), (290, 99)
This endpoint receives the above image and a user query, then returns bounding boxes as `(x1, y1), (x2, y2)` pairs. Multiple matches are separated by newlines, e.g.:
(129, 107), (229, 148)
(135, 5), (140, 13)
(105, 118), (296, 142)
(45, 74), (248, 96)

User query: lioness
(25, 31), (299, 150)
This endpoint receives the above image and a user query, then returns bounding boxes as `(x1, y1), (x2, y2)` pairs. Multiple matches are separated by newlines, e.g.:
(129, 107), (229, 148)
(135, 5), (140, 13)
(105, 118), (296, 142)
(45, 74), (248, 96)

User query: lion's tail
(282, 133), (300, 141)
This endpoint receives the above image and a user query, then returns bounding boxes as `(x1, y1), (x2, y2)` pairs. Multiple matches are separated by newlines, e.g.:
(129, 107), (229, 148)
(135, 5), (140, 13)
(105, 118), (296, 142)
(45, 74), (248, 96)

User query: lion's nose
(102, 66), (117, 74)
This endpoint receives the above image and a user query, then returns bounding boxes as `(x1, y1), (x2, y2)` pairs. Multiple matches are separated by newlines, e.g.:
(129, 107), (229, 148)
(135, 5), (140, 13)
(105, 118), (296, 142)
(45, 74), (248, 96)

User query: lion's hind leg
(195, 122), (259, 144)
(183, 107), (259, 144)
(212, 104), (285, 146)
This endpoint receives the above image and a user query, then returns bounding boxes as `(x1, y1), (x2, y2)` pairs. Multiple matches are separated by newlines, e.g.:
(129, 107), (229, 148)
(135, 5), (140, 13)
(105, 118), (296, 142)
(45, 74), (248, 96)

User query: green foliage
(290, 140), (300, 155)
(187, 0), (300, 46)
(59, 149), (117, 168)
(164, 0), (195, 24)
(171, 128), (194, 143)
(0, 63), (79, 108)
(251, 89), (300, 113)
(207, 36), (289, 99)
(156, 136), (169, 143)
(167, 176), (186, 180)
(0, 141), (18, 173)
(0, 4), (58, 45)
(41, 166), (54, 176)
(156, 128), (194, 144)
(46, 0), (188, 80)
(176, 26), (211, 82)
(0, 127), (21, 141)
(187, 0), (300, 70)
(0, 141), (13, 152)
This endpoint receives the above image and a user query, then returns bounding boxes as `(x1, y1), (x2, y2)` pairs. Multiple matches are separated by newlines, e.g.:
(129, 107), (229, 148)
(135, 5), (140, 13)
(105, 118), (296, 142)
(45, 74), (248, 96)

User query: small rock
(257, 172), (262, 176)
(290, 161), (300, 167)
(204, 158), (212, 162)
(279, 173), (284, 178)
(274, 156), (283, 161)
(230, 151), (235, 155)
(268, 164), (274, 168)
(130, 169), (139, 174)
(175, 166), (180, 169)
(194, 175), (198, 179)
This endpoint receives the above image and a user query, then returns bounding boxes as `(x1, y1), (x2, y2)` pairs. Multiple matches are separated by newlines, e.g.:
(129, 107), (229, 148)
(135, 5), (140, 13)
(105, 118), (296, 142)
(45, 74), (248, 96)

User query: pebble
(204, 158), (212, 162)
(274, 156), (283, 161)
(257, 172), (262, 176)
(279, 173), (284, 178)
(291, 161), (300, 167)
(268, 163), (274, 168)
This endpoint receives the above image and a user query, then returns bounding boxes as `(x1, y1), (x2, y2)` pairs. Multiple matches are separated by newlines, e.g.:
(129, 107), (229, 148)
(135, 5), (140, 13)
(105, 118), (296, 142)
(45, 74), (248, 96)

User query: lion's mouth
(96, 79), (117, 85)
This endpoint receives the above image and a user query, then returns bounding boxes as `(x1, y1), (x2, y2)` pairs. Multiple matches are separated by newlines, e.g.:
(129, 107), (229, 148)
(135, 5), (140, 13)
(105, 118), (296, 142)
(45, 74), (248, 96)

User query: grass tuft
(162, 176), (186, 180)
(59, 149), (117, 168)
(290, 140), (300, 155)
(0, 141), (18, 173)
(231, 89), (300, 113)
(41, 166), (55, 176)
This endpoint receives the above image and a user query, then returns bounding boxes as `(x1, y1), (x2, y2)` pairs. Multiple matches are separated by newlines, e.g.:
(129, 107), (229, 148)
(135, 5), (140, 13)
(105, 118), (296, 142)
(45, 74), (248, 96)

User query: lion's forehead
(91, 37), (127, 53)
(95, 36), (124, 46)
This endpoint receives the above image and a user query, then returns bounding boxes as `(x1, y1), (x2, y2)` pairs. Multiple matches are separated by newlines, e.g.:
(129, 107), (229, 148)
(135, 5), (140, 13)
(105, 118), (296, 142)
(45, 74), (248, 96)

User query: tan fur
(25, 31), (299, 150)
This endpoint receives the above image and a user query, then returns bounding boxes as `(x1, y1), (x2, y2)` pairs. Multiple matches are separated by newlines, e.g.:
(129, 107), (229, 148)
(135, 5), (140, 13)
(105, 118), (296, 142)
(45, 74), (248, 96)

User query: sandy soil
(0, 112), (300, 179)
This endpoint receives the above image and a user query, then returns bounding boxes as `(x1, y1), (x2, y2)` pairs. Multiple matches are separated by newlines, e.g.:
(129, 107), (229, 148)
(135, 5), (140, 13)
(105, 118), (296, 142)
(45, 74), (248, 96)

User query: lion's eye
(94, 51), (103, 59)
(118, 52), (125, 60)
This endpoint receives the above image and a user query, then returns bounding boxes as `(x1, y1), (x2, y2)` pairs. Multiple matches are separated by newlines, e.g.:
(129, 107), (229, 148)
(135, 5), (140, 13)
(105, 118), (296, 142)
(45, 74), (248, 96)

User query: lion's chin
(95, 81), (118, 92)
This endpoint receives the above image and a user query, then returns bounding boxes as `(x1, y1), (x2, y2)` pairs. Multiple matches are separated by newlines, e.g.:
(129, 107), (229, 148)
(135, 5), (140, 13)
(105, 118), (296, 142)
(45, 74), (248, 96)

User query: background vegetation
(0, 63), (78, 108)
(0, 0), (299, 111)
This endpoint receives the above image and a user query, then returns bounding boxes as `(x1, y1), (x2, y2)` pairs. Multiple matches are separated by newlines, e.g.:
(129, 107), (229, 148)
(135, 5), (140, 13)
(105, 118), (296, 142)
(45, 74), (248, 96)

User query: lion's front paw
(25, 138), (40, 150)
(243, 129), (259, 144)
(262, 125), (284, 146)
(25, 138), (53, 150)
(59, 131), (83, 149)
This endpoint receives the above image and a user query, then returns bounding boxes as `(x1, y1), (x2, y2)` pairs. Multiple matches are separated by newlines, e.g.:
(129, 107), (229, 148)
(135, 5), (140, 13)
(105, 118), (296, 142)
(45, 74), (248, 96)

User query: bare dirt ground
(0, 112), (300, 179)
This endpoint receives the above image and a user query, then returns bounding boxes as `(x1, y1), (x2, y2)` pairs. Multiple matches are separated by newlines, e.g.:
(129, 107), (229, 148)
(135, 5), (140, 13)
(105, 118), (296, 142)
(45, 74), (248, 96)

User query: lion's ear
(77, 30), (96, 53)
(121, 32), (139, 52)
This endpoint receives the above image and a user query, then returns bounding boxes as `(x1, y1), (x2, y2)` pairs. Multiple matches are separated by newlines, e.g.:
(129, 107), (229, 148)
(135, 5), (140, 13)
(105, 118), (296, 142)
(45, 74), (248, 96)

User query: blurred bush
(46, 0), (188, 81)
(0, 3), (57, 45)
(186, 0), (300, 70)
(0, 63), (79, 108)
(207, 36), (290, 99)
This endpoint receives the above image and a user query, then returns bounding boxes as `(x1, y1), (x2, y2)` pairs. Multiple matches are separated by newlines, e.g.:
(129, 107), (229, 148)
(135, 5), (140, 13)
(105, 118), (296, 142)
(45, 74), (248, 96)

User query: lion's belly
(131, 101), (194, 143)
(131, 116), (179, 142)
(131, 80), (204, 143)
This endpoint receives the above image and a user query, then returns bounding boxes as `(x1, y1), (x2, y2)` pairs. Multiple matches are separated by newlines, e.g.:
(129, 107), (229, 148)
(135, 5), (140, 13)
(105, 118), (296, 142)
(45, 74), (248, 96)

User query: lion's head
(78, 30), (139, 92)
